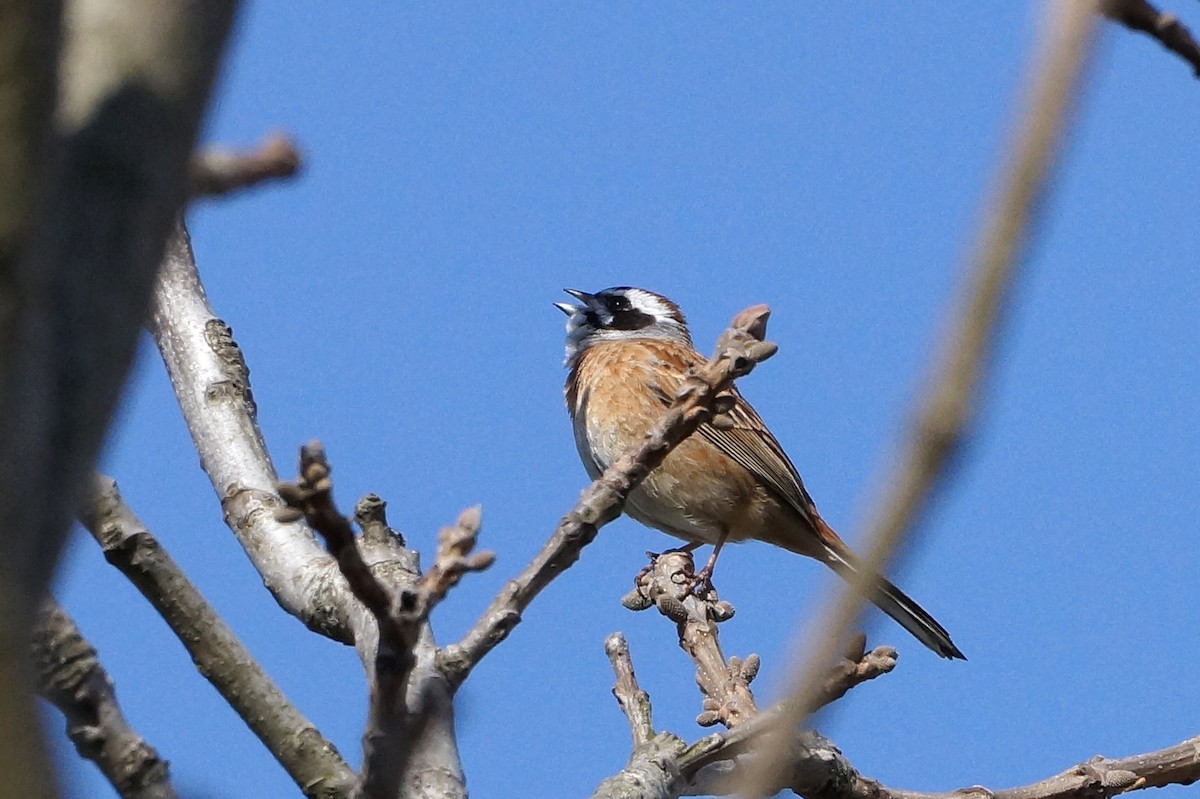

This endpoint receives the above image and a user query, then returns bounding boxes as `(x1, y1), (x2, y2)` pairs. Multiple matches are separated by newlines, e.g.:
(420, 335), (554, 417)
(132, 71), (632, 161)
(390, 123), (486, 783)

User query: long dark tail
(817, 539), (966, 660)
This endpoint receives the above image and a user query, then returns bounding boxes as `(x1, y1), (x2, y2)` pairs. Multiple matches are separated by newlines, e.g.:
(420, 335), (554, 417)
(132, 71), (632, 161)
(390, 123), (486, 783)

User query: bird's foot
(691, 566), (718, 599)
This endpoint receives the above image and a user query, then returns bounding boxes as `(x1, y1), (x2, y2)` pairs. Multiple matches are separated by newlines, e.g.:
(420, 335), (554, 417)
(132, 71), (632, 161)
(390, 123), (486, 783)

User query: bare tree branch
(278, 446), (491, 799)
(595, 554), (896, 799)
(151, 221), (467, 799)
(591, 715), (854, 799)
(190, 134), (302, 198)
(80, 474), (358, 799)
(278, 446), (426, 799)
(33, 600), (176, 799)
(622, 552), (757, 729)
(440, 304), (779, 688)
(604, 634), (655, 749)
(849, 734), (1200, 799)
(150, 221), (353, 642)
(1102, 0), (1200, 76)
(599, 697), (1199, 799)
(738, 2), (1103, 794)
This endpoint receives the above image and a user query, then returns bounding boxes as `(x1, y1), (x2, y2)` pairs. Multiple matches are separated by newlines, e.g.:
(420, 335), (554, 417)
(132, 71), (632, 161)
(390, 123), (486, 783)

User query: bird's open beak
(555, 288), (595, 315)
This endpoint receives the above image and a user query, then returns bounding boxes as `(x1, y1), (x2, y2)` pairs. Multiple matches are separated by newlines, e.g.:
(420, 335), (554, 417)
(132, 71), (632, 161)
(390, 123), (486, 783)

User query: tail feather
(819, 543), (965, 660)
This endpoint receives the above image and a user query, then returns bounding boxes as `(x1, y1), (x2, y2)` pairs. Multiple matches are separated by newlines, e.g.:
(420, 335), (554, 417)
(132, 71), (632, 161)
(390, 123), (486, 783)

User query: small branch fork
(438, 304), (779, 688)
(594, 550), (897, 799)
(276, 444), (492, 799)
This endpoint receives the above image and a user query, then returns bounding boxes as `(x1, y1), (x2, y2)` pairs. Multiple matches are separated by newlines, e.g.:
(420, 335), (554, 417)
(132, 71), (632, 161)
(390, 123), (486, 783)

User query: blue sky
(53, 4), (1200, 797)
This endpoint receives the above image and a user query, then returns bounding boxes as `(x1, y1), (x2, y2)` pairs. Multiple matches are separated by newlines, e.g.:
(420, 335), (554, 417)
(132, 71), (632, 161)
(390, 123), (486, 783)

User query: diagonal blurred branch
(738, 1), (1103, 795)
(80, 474), (358, 799)
(33, 600), (176, 799)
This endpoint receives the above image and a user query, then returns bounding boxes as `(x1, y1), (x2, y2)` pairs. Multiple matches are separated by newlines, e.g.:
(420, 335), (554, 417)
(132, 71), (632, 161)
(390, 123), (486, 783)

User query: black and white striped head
(555, 287), (691, 365)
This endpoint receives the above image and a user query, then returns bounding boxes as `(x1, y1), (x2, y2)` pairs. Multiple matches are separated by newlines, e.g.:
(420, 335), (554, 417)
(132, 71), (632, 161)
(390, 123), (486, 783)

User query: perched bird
(556, 286), (964, 660)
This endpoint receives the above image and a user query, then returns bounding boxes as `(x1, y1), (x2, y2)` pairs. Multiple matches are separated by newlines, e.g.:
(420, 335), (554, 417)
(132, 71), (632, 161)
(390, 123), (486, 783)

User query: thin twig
(278, 445), (416, 799)
(439, 305), (779, 689)
(80, 474), (358, 799)
(810, 632), (897, 712)
(738, 2), (1103, 795)
(604, 633), (655, 748)
(277, 444), (403, 648)
(33, 600), (176, 799)
(189, 134), (302, 197)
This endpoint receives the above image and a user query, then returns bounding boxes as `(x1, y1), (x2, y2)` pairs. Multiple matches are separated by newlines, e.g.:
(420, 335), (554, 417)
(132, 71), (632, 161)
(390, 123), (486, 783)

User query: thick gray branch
(151, 225), (466, 799)
(149, 222), (352, 642)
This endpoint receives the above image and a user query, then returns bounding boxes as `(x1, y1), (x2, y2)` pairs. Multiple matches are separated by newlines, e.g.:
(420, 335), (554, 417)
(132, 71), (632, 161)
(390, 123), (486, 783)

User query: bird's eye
(610, 296), (631, 312)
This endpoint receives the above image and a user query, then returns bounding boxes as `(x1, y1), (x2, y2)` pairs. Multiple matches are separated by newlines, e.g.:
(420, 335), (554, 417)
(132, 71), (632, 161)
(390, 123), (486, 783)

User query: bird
(556, 286), (965, 660)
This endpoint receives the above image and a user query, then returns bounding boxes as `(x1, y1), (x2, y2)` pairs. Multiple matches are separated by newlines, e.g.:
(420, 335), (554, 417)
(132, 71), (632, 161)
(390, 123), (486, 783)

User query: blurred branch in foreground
(737, 1), (1104, 794)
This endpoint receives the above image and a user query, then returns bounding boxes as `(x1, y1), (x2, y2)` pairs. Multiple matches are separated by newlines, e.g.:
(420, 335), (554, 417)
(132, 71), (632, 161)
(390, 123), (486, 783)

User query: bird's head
(555, 286), (691, 365)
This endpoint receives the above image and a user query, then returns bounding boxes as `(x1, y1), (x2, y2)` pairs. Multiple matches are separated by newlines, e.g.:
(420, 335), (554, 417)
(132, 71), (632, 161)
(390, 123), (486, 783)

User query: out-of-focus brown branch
(189, 134), (302, 198)
(278, 446), (491, 799)
(1102, 0), (1200, 76)
(0, 4), (237, 796)
(439, 304), (779, 689)
(33, 600), (175, 799)
(80, 474), (357, 799)
(738, 3), (1102, 795)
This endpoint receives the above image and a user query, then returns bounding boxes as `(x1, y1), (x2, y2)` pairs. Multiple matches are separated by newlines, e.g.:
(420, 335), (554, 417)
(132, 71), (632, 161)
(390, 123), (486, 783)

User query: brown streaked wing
(698, 390), (820, 527)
